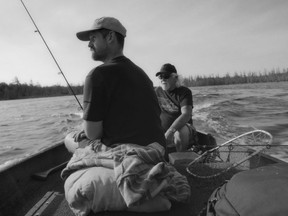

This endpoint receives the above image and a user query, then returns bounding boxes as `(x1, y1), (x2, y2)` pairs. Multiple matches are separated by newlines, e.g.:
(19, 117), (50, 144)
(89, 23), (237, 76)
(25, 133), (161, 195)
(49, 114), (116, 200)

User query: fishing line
(20, 0), (83, 110)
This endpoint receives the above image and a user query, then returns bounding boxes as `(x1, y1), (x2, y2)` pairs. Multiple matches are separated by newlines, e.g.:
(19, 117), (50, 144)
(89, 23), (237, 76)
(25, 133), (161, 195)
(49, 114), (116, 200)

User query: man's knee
(65, 131), (95, 153)
(174, 126), (190, 140)
(64, 132), (78, 153)
(174, 126), (190, 151)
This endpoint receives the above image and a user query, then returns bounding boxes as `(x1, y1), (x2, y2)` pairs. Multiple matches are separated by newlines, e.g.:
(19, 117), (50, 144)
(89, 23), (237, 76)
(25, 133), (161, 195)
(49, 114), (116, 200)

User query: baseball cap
(156, 63), (177, 76)
(76, 17), (127, 41)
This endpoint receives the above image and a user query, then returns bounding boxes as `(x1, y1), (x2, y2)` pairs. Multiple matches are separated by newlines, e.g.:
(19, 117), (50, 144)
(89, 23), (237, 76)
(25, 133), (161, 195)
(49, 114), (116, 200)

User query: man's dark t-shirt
(83, 56), (165, 147)
(155, 86), (193, 131)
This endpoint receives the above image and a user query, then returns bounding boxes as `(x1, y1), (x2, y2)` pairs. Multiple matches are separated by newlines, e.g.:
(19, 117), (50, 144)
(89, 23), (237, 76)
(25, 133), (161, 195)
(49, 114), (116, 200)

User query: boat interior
(0, 131), (281, 216)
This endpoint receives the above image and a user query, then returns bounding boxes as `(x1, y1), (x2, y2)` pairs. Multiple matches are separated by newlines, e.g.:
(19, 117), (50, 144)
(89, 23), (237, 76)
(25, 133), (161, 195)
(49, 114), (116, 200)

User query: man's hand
(73, 130), (87, 142)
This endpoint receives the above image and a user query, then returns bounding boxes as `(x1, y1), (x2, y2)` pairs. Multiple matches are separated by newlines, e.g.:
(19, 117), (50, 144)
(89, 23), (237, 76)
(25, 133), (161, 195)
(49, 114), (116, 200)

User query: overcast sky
(1, 0), (288, 86)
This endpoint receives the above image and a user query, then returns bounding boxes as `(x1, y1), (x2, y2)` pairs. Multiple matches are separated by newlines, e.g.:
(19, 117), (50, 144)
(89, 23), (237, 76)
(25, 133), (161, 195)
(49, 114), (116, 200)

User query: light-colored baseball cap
(76, 17), (127, 41)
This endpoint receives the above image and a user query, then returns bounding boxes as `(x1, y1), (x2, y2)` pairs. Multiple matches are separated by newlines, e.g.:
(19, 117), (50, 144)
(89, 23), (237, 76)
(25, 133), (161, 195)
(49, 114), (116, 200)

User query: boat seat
(24, 191), (74, 216)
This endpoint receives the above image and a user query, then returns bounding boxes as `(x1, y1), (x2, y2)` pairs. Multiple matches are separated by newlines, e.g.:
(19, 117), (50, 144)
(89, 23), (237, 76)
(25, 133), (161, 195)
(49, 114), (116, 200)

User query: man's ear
(106, 31), (115, 43)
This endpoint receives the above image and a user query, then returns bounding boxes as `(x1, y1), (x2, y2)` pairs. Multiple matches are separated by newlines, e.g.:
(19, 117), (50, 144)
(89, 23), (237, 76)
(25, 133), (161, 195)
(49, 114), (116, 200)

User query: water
(0, 95), (83, 168)
(192, 82), (288, 161)
(0, 82), (288, 167)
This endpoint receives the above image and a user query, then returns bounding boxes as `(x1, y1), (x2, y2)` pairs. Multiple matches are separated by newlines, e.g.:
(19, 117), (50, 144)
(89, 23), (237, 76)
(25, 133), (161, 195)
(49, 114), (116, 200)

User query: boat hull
(0, 142), (71, 216)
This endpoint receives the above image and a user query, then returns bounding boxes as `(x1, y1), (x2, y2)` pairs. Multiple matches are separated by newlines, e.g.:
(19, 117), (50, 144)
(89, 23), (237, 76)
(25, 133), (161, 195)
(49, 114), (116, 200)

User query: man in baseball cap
(155, 63), (198, 152)
(65, 16), (165, 155)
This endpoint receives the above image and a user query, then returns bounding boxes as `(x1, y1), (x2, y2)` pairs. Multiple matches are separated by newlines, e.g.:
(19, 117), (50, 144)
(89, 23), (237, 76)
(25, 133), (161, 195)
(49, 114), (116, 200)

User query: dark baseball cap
(156, 63), (177, 76)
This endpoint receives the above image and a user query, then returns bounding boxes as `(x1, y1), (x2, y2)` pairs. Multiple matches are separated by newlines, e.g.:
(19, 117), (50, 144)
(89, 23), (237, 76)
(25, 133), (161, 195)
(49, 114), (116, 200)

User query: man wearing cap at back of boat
(65, 17), (165, 152)
(155, 63), (198, 152)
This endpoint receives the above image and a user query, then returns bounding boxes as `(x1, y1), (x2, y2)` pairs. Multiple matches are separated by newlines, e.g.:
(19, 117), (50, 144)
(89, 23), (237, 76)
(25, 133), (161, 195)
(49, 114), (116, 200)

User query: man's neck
(103, 49), (124, 63)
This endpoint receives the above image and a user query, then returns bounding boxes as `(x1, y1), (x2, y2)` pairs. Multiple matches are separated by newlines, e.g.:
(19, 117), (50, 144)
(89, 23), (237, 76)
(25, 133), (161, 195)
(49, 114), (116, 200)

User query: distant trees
(183, 68), (288, 87)
(1, 68), (288, 100)
(0, 78), (83, 100)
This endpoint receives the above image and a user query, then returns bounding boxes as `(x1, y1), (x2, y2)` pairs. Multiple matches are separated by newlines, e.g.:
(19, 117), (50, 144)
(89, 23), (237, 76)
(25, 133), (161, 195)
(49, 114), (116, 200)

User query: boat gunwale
(0, 141), (64, 172)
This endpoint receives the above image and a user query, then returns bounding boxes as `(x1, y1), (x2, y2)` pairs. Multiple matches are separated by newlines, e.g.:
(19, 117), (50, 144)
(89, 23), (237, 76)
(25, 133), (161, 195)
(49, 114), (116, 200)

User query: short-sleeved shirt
(83, 56), (165, 147)
(155, 86), (193, 131)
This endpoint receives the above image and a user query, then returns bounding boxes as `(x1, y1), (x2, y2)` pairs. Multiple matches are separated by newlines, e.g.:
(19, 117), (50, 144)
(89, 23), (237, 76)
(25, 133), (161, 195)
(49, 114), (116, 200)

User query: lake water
(1, 82), (288, 168)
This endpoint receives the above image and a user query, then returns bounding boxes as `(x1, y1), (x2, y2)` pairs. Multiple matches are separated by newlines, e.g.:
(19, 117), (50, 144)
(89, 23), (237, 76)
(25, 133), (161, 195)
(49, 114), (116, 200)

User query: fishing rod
(20, 0), (83, 110)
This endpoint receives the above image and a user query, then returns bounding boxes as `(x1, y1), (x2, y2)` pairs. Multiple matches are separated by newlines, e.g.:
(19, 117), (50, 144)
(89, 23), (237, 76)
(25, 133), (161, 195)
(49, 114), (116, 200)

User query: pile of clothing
(61, 141), (191, 216)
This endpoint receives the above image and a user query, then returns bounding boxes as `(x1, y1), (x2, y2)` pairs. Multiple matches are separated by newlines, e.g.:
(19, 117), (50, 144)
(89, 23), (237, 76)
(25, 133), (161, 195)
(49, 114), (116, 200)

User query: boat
(0, 130), (285, 216)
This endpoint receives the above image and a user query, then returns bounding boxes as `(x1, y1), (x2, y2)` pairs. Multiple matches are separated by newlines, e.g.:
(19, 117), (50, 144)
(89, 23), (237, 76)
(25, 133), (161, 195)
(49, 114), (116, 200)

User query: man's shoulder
(177, 86), (191, 91)
(87, 59), (122, 78)
(96, 56), (142, 74)
(86, 66), (104, 79)
(176, 86), (192, 94)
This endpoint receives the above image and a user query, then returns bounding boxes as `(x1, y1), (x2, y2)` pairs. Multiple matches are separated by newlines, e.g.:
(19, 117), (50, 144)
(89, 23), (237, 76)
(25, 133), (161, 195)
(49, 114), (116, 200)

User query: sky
(1, 0), (288, 86)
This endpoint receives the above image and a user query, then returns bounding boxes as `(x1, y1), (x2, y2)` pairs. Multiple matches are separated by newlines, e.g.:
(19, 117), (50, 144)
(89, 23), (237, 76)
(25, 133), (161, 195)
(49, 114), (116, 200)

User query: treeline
(2, 68), (288, 100)
(183, 68), (288, 87)
(0, 80), (83, 100)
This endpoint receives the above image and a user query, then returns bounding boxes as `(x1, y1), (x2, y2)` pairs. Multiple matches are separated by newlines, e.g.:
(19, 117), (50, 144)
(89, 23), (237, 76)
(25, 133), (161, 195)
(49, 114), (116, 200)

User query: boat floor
(23, 164), (240, 216)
